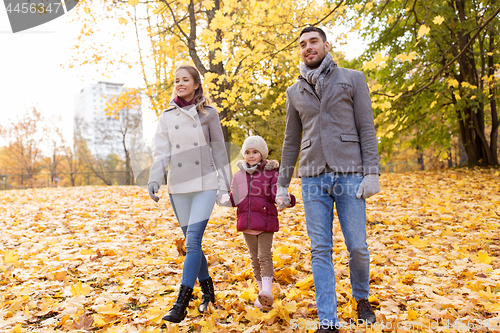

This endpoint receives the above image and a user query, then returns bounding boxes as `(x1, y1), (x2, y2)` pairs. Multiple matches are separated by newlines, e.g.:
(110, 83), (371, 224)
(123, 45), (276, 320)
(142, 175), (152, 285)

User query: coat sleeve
(225, 173), (240, 208)
(148, 112), (171, 186)
(352, 71), (380, 175)
(278, 88), (303, 187)
(208, 107), (232, 191)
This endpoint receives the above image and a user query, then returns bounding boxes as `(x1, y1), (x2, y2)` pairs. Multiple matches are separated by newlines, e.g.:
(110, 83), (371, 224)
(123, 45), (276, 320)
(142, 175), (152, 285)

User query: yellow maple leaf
(482, 301), (500, 312)
(128, 0), (138, 5)
(417, 25), (430, 38)
(93, 302), (122, 316)
(295, 275), (314, 290)
(71, 281), (91, 296)
(118, 17), (128, 25)
(407, 235), (428, 248)
(202, 0), (214, 10)
(433, 16), (445, 25)
(3, 250), (19, 263)
(362, 61), (377, 71)
(475, 250), (493, 264)
(244, 307), (264, 324)
(408, 308), (419, 320)
(448, 78), (459, 87)
(145, 306), (164, 324)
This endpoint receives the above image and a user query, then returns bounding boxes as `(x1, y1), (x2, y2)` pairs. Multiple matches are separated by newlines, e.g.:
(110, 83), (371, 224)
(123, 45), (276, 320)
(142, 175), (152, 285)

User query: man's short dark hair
(299, 26), (327, 42)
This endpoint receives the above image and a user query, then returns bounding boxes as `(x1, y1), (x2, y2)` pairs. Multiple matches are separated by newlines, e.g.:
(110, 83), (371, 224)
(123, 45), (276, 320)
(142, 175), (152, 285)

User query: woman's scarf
(174, 96), (196, 108)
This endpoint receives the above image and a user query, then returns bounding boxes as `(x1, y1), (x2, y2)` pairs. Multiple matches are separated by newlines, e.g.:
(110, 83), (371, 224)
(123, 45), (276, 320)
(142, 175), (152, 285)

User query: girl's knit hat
(241, 135), (268, 159)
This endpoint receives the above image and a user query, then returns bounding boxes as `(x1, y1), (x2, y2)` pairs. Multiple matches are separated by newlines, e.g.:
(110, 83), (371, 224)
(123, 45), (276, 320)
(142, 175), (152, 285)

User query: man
(276, 26), (380, 333)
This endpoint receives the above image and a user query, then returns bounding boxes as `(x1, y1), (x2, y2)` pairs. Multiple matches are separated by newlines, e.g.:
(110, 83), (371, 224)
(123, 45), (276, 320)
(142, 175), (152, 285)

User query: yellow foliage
(475, 250), (494, 264)
(2, 250), (19, 263)
(417, 25), (430, 38)
(296, 276), (315, 290)
(433, 15), (445, 25)
(70, 281), (91, 296)
(448, 78), (459, 87)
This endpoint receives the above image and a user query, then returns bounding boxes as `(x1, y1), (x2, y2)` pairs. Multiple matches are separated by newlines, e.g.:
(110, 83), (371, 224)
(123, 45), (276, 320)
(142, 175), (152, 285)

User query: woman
(147, 65), (231, 323)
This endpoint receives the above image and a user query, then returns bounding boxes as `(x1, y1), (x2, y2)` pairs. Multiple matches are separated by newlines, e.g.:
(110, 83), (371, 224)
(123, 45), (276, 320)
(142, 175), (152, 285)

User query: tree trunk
(488, 29), (499, 166)
(416, 145), (424, 170)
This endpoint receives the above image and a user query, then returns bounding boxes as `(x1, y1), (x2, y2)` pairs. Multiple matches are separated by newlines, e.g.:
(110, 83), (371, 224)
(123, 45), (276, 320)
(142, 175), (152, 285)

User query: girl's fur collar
(235, 159), (279, 171)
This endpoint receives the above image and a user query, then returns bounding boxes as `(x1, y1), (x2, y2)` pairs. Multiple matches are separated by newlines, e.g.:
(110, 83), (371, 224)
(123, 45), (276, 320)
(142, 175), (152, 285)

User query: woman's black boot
(162, 285), (193, 323)
(198, 277), (215, 313)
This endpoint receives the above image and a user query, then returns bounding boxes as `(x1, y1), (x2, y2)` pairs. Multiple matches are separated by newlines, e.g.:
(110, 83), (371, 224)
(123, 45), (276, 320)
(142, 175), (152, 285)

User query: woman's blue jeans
(301, 172), (370, 326)
(169, 190), (217, 288)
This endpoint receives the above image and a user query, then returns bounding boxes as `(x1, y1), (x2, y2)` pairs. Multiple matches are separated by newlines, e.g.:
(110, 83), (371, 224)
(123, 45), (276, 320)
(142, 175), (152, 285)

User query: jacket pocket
(340, 134), (360, 142)
(301, 139), (311, 151)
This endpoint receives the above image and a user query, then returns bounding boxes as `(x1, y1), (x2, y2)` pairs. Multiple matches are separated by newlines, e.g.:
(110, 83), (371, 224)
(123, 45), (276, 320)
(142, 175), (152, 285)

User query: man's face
(299, 31), (330, 69)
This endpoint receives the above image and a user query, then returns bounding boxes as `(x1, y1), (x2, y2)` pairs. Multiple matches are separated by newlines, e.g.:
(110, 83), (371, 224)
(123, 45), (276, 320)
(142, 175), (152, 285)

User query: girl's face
(244, 148), (262, 166)
(174, 69), (200, 101)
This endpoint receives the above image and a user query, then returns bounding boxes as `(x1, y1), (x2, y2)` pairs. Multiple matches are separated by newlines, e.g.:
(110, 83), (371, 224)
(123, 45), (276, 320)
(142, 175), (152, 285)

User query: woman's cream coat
(148, 102), (231, 194)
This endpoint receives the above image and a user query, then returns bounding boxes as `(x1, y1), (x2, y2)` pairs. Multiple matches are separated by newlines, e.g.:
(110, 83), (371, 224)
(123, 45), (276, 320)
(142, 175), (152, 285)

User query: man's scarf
(299, 52), (334, 99)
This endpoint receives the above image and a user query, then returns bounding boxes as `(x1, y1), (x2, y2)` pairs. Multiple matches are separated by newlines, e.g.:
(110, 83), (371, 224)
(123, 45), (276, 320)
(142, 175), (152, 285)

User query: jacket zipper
(247, 174), (253, 229)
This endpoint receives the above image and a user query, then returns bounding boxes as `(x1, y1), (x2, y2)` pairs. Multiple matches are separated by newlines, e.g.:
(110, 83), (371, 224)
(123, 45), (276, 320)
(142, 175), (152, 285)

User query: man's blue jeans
(301, 172), (370, 326)
(170, 190), (217, 288)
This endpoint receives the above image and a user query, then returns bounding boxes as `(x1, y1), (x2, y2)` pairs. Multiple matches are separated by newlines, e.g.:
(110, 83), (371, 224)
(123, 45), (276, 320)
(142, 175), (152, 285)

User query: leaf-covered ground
(1, 169), (499, 332)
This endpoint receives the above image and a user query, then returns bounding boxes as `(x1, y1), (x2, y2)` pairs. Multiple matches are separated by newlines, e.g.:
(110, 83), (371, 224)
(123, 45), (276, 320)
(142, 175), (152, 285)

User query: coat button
(194, 142), (198, 146)
(193, 124), (197, 128)
(175, 125), (179, 129)
(178, 163), (182, 167)
(176, 144), (180, 148)
(195, 160), (200, 165)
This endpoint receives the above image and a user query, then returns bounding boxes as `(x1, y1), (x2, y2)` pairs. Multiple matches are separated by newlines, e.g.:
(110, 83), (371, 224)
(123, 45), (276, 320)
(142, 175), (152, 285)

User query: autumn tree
(41, 116), (67, 186)
(355, 0), (500, 166)
(105, 88), (144, 185)
(70, 0), (351, 143)
(74, 116), (114, 185)
(1, 108), (45, 187)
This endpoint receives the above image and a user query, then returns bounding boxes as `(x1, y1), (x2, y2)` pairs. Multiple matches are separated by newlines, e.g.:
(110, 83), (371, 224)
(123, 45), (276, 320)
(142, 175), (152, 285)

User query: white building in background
(74, 81), (143, 159)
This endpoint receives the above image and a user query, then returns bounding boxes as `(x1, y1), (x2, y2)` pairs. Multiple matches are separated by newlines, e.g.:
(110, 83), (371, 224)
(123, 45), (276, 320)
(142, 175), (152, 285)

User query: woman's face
(174, 69), (200, 101)
(244, 148), (262, 166)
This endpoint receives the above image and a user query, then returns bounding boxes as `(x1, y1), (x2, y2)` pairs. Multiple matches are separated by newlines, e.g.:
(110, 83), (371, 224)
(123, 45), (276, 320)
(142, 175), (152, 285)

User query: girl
(147, 65), (231, 323)
(220, 136), (296, 310)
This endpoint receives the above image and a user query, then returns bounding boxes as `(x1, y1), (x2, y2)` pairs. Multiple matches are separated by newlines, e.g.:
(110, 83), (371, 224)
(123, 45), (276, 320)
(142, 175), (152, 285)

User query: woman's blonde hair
(171, 65), (210, 113)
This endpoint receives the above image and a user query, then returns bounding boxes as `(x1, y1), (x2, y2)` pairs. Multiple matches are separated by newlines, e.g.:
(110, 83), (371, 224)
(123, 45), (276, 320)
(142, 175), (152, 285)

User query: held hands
(276, 184), (291, 209)
(356, 174), (381, 199)
(148, 182), (160, 202)
(216, 190), (229, 205)
(219, 194), (230, 204)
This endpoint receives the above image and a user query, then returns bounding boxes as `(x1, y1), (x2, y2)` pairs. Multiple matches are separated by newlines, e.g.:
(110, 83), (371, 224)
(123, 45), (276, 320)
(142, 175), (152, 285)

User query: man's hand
(148, 182), (160, 202)
(220, 194), (230, 204)
(276, 184), (291, 209)
(356, 174), (380, 199)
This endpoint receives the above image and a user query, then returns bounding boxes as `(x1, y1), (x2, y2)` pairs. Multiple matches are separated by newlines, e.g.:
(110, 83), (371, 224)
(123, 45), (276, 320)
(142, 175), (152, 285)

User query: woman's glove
(148, 182), (160, 202)
(356, 174), (380, 199)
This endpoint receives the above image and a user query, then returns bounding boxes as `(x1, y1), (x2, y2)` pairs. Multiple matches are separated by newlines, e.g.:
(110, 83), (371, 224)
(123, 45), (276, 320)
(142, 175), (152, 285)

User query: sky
(0, 7), (154, 147)
(0, 5), (366, 149)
